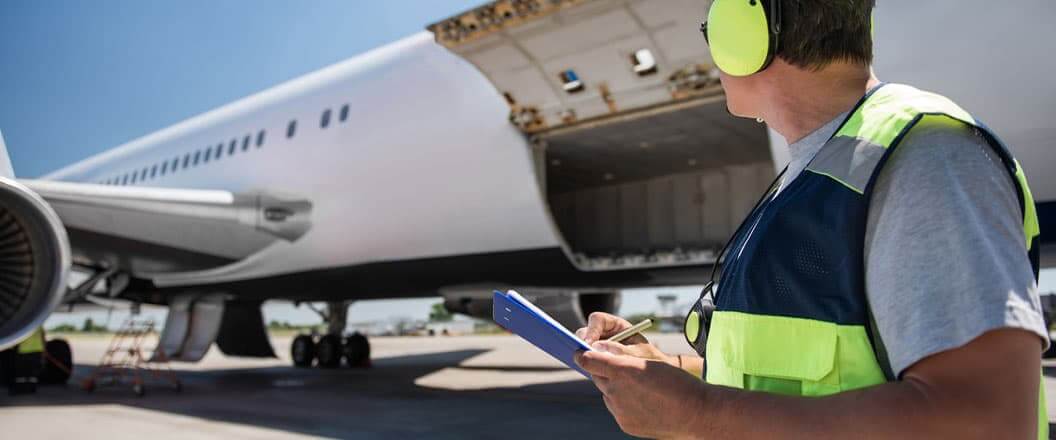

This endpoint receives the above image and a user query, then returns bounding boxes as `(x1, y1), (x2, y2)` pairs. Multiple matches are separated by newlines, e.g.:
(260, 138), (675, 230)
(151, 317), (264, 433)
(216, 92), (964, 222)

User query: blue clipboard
(493, 290), (592, 378)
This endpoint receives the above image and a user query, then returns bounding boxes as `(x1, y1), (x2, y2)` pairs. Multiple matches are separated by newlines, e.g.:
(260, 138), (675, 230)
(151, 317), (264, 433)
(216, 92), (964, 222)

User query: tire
(343, 333), (371, 368)
(40, 339), (72, 385)
(290, 335), (316, 368)
(315, 335), (342, 368)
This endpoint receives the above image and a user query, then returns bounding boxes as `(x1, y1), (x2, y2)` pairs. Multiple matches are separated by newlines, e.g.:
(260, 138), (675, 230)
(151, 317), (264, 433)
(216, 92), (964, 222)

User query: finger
(584, 312), (621, 343)
(592, 341), (628, 356)
(582, 313), (606, 343)
(575, 350), (618, 378)
(622, 333), (650, 345)
(575, 328), (588, 340)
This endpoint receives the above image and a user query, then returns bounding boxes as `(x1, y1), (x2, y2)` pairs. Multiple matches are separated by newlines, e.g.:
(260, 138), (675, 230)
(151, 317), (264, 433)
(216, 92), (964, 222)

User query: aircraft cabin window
(122, 174), (129, 185)
(339, 104), (349, 122)
(287, 120), (297, 139)
(161, 161), (168, 175)
(241, 135), (249, 151)
(150, 165), (158, 178)
(171, 158), (180, 173)
(183, 154), (190, 169)
(131, 172), (137, 184)
(559, 69), (584, 93)
(202, 147), (211, 163)
(256, 130), (265, 147)
(321, 109), (331, 128)
(214, 144), (223, 160)
(193, 151), (201, 166)
(140, 168), (148, 181)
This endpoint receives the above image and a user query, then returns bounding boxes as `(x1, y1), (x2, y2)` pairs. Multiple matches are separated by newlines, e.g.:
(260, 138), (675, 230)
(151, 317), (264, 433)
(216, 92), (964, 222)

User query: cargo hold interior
(539, 97), (775, 270)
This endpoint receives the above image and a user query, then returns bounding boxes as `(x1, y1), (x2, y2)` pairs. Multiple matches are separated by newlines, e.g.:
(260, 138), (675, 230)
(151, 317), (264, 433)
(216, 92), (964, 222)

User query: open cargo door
(430, 0), (774, 270)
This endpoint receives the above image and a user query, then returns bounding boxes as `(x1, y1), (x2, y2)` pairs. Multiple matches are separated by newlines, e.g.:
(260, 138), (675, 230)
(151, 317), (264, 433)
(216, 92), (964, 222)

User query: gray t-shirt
(780, 111), (1049, 376)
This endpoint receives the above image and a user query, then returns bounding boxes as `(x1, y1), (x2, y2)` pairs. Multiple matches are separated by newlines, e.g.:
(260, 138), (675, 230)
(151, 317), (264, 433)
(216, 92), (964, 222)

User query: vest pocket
(706, 311), (842, 396)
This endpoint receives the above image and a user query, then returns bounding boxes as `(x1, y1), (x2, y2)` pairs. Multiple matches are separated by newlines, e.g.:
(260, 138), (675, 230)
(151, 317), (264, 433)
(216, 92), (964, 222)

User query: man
(574, 0), (1049, 438)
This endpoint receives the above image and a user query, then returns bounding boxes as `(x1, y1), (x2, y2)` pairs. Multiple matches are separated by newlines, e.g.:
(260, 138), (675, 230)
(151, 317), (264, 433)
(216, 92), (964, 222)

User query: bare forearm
(685, 378), (1036, 440)
(674, 355), (704, 379)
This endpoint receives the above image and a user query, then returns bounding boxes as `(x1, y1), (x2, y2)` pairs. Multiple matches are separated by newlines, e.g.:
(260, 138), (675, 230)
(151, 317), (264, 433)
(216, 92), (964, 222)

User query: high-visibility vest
(16, 327), (44, 354)
(703, 83), (1046, 438)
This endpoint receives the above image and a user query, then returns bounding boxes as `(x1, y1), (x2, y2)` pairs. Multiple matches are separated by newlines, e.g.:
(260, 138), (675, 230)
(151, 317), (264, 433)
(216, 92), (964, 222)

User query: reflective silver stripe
(805, 135), (887, 195)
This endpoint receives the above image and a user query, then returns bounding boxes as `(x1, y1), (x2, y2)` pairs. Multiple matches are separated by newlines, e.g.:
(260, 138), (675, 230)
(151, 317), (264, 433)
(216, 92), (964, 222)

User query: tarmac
(1, 333), (1054, 439)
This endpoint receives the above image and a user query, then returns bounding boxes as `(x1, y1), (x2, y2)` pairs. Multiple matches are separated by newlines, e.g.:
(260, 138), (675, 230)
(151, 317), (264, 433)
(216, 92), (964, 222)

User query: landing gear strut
(289, 301), (371, 369)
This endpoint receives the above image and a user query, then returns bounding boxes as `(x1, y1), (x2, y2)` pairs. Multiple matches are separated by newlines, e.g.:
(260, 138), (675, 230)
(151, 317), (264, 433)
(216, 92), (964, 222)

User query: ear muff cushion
(707, 0), (772, 76)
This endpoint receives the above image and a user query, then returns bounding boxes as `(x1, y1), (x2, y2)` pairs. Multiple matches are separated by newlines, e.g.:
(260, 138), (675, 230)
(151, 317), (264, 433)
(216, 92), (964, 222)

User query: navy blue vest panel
(716, 171), (869, 326)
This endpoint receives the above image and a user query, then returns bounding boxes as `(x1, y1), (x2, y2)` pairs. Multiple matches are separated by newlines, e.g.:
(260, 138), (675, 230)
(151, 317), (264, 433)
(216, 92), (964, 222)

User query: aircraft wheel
(315, 335), (342, 368)
(290, 335), (316, 368)
(40, 339), (73, 385)
(343, 332), (371, 368)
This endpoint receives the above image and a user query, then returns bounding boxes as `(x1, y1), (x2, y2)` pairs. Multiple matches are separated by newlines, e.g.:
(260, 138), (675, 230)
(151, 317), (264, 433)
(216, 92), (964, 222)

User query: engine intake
(0, 177), (69, 350)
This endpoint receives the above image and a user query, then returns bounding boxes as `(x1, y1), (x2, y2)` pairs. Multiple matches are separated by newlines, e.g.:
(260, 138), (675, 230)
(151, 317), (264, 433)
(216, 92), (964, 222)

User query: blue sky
(0, 0), (486, 177)
(0, 0), (690, 328)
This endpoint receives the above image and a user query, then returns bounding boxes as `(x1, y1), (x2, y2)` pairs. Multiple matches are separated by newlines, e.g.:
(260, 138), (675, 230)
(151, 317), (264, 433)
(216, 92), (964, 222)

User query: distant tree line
(267, 320), (319, 331)
(48, 317), (109, 333)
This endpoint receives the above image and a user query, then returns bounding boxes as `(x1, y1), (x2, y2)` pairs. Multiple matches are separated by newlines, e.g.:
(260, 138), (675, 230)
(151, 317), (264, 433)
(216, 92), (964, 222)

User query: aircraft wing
(19, 179), (312, 276)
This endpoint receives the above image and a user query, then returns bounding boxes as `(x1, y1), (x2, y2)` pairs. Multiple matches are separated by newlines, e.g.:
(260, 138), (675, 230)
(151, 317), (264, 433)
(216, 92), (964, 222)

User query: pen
(606, 319), (653, 343)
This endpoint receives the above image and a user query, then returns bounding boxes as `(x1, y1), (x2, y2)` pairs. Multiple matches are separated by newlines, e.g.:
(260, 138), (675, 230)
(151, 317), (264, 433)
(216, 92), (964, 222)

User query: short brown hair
(775, 0), (875, 70)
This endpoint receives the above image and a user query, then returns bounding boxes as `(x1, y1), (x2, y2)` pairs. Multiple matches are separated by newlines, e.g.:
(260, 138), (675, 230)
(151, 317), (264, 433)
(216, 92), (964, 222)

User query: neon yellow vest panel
(17, 327), (44, 354)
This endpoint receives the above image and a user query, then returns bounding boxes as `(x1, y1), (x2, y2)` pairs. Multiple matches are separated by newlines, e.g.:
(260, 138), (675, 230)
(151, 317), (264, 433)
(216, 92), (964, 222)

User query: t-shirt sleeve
(864, 118), (1049, 377)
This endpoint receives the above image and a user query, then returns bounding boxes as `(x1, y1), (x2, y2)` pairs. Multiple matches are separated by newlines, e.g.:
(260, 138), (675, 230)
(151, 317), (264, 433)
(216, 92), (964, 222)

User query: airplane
(1, 0), (1053, 374)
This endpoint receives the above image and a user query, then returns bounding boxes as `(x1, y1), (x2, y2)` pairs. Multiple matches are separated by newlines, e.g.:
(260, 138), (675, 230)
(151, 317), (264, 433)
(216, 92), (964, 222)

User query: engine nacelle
(0, 177), (70, 350)
(442, 288), (621, 331)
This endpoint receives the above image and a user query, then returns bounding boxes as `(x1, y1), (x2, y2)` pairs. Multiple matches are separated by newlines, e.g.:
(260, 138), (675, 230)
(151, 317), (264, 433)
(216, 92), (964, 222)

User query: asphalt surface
(2, 333), (1055, 439)
(0, 333), (698, 439)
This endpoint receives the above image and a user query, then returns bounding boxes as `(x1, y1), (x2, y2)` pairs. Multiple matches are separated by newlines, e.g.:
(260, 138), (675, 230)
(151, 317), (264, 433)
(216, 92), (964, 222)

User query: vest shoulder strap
(835, 83), (976, 148)
(804, 84), (975, 196)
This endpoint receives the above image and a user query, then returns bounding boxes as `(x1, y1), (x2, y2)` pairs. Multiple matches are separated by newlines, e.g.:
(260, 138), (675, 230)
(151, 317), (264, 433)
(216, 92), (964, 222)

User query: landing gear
(315, 335), (342, 368)
(39, 338), (73, 385)
(289, 301), (372, 369)
(343, 333), (371, 368)
(291, 335), (315, 368)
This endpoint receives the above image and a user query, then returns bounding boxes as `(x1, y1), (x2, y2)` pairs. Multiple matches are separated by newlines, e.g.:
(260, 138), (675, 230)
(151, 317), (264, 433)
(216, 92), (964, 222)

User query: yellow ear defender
(700, 0), (782, 76)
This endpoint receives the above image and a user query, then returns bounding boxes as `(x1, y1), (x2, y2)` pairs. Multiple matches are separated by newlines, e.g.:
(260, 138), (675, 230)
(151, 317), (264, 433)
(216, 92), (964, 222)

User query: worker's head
(702, 0), (875, 118)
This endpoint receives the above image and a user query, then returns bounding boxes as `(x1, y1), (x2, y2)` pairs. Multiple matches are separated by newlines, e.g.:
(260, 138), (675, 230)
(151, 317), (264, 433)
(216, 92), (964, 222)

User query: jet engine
(442, 288), (621, 331)
(0, 177), (70, 350)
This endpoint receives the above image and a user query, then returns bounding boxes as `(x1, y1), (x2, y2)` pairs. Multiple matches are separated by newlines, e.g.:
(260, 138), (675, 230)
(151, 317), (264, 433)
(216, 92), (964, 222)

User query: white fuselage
(44, 2), (1056, 288)
(45, 33), (564, 286)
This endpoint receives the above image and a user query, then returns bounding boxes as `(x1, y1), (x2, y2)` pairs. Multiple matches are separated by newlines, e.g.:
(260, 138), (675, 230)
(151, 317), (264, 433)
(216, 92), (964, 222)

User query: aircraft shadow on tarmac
(0, 348), (630, 439)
